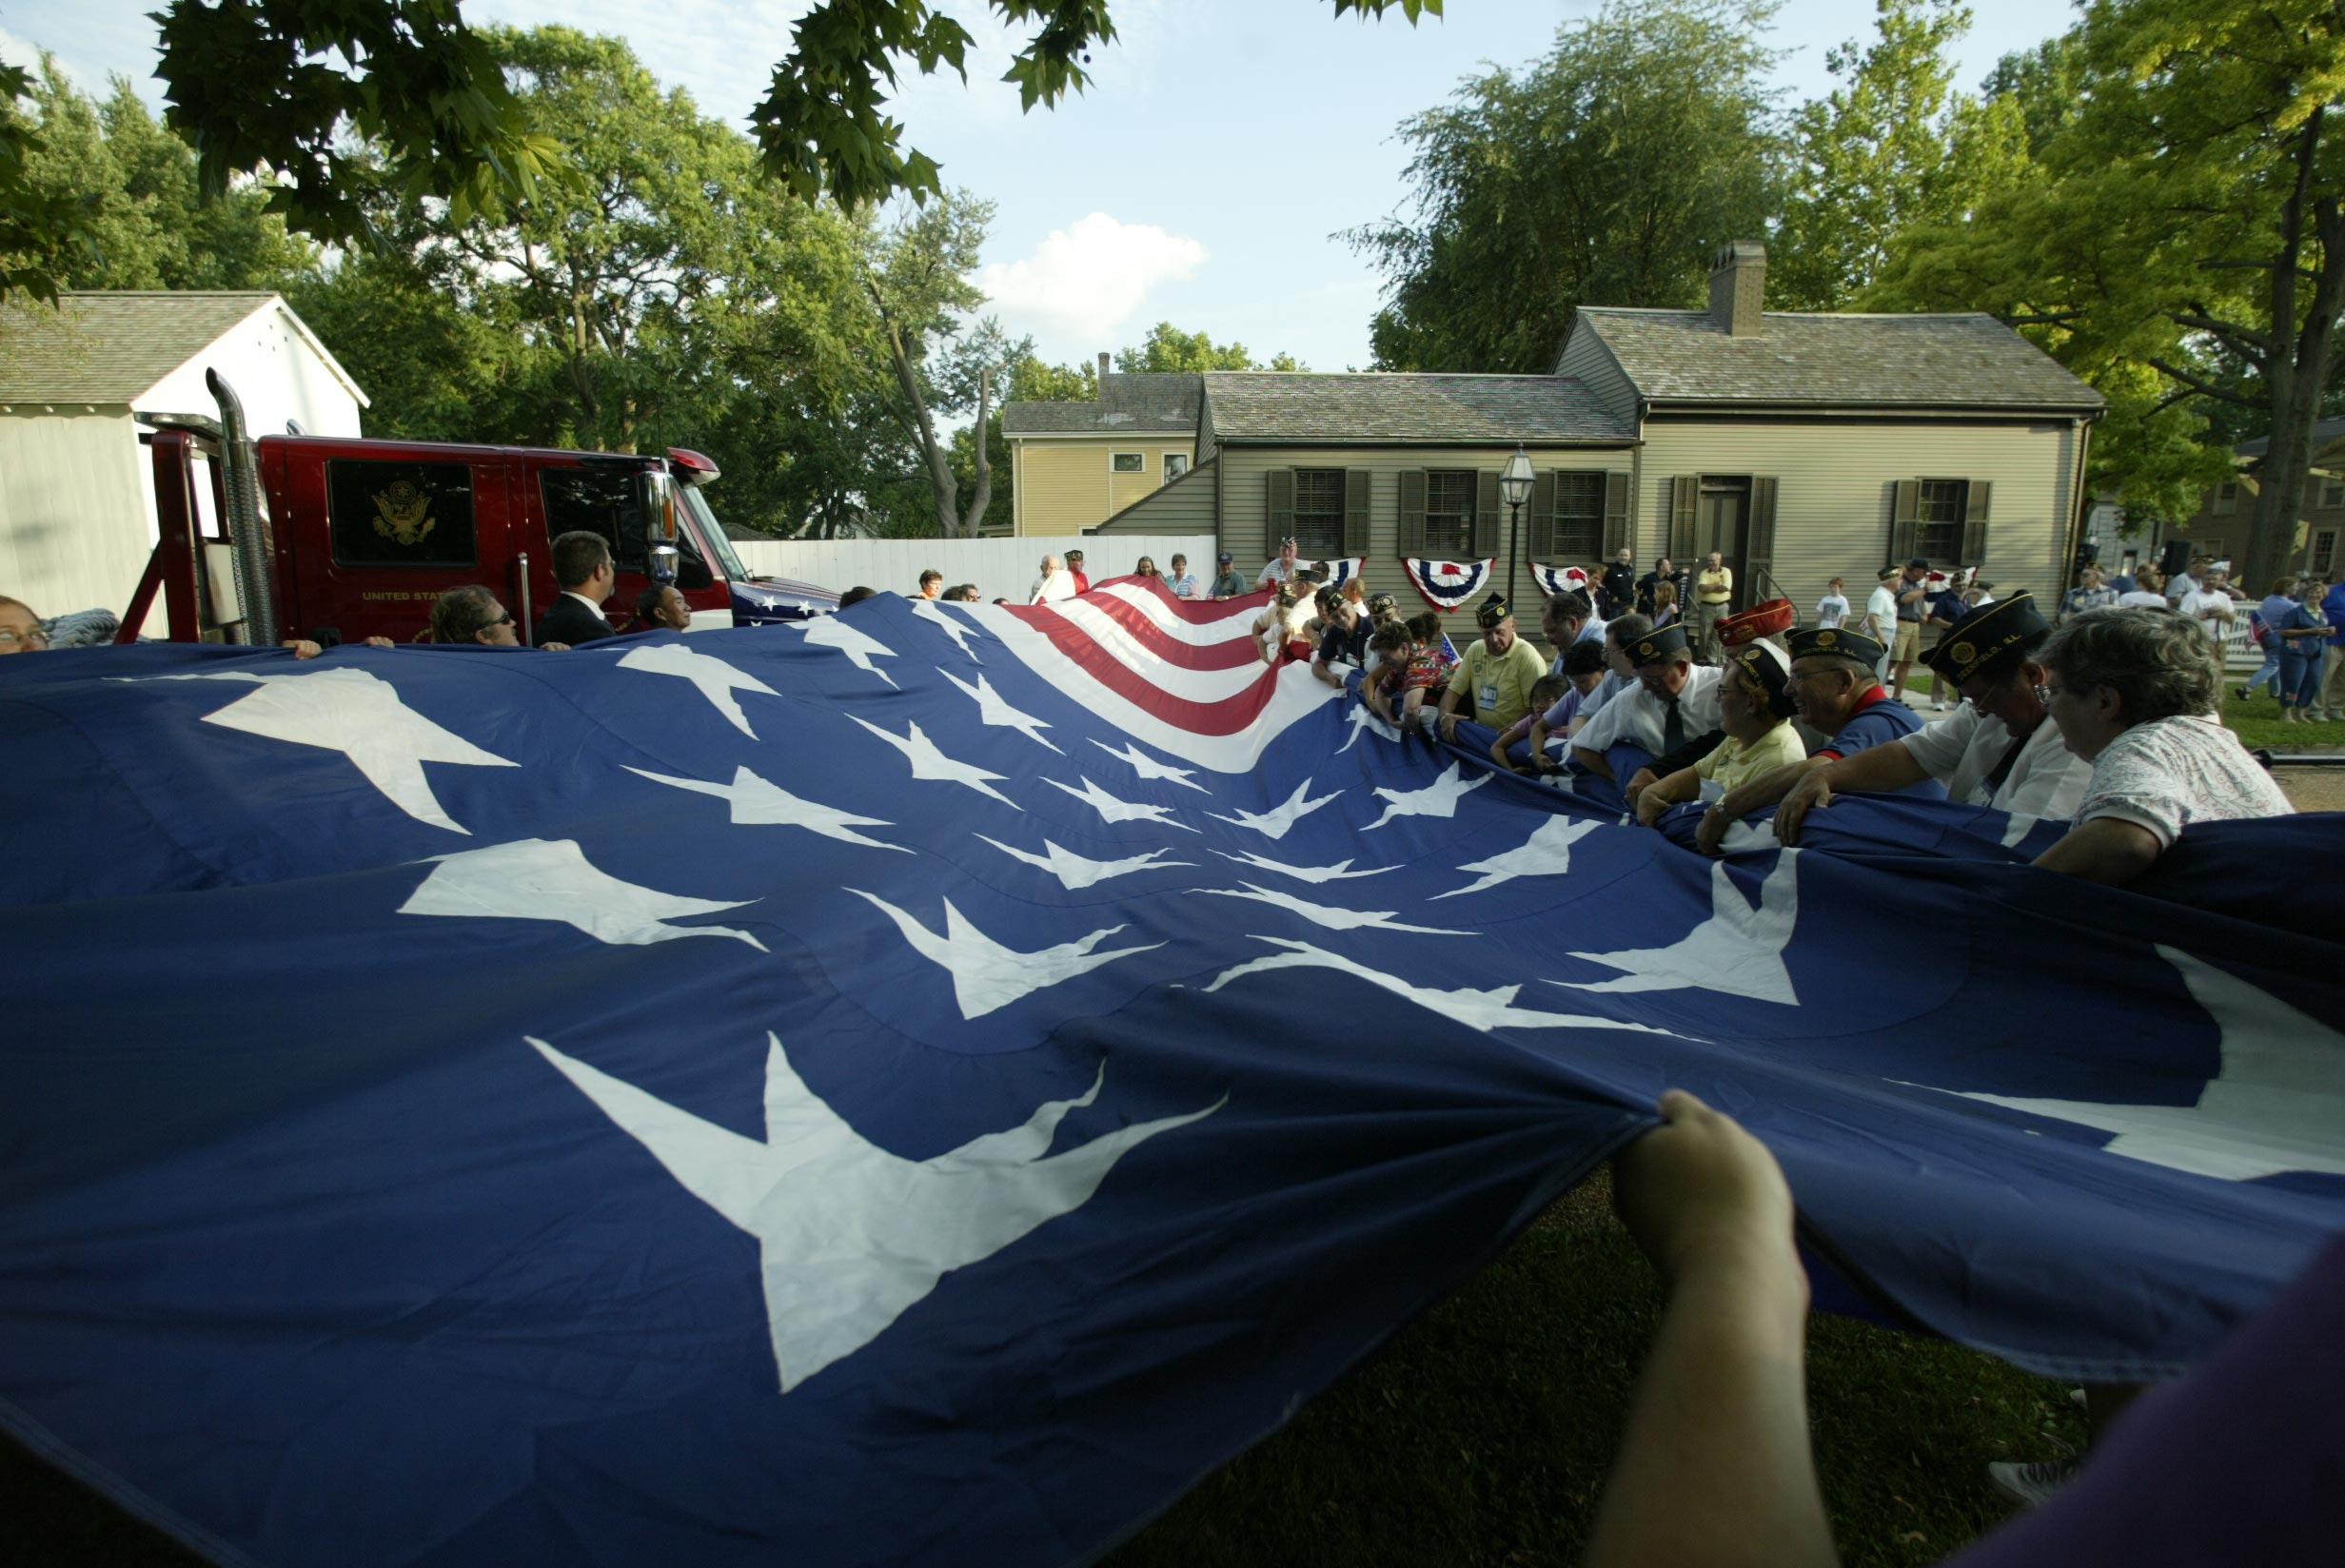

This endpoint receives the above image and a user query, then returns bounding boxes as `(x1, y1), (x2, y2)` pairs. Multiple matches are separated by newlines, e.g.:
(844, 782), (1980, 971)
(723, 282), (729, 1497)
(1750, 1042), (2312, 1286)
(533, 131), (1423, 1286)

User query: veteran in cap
(1692, 621), (1930, 854)
(1569, 621), (1725, 786)
(1772, 591), (2091, 843)
(1432, 593), (1550, 744)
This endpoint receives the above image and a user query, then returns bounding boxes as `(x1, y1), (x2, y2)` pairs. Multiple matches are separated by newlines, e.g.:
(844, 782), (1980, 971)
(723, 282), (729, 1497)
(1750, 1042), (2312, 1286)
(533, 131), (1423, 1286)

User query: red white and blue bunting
(1527, 563), (1590, 598)
(1314, 557), (1366, 591)
(1400, 558), (1497, 614)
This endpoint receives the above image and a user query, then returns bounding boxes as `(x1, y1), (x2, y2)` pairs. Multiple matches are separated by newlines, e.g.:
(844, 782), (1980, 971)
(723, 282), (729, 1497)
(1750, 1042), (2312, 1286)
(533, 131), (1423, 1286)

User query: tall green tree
(860, 191), (1004, 537)
(1350, 0), (1785, 373)
(1873, 0), (2345, 582)
(1768, 0), (2029, 311)
(1116, 322), (1303, 372)
(108, 0), (1438, 285)
(0, 58), (311, 294)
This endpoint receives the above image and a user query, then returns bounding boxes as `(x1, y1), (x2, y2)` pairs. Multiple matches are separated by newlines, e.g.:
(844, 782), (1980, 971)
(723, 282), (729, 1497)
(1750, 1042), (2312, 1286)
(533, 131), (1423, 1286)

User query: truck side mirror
(646, 542), (680, 586)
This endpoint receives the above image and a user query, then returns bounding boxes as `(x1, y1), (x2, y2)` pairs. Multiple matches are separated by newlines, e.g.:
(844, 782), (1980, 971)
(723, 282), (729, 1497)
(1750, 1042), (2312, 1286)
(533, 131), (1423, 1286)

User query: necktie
(1662, 695), (1685, 755)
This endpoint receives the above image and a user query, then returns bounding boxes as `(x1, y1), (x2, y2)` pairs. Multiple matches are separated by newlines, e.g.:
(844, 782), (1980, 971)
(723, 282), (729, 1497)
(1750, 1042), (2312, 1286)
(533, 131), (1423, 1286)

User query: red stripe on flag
(999, 604), (1288, 735)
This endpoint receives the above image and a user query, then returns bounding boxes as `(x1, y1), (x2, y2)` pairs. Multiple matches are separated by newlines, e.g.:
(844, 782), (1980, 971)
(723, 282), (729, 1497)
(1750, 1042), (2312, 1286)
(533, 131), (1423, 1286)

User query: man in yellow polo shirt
(1433, 593), (1549, 745)
(1693, 550), (1733, 664)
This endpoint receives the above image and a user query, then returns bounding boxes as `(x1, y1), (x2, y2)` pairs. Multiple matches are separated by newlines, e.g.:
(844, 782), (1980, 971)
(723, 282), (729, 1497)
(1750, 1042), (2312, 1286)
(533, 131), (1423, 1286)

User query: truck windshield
(680, 486), (752, 582)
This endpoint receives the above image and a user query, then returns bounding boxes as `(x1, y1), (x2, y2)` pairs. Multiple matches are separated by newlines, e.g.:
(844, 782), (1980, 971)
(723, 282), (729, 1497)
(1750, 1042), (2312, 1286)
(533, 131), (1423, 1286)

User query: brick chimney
(1096, 351), (1111, 385)
(1708, 241), (1766, 336)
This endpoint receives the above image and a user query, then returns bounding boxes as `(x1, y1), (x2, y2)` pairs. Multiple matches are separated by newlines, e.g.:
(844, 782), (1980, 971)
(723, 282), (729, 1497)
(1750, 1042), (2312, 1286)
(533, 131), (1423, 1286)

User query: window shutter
(1343, 468), (1370, 556)
(1266, 467), (1294, 545)
(1891, 479), (1921, 563)
(1473, 470), (1502, 557)
(1961, 480), (1992, 565)
(1527, 470), (1557, 559)
(1746, 477), (1779, 597)
(1602, 471), (1631, 559)
(1398, 469), (1428, 554)
(1669, 476), (1700, 561)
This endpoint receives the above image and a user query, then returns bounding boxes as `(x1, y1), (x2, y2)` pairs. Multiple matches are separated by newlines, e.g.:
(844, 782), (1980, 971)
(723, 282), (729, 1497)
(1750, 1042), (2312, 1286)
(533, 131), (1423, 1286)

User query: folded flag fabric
(4, 580), (2341, 1568)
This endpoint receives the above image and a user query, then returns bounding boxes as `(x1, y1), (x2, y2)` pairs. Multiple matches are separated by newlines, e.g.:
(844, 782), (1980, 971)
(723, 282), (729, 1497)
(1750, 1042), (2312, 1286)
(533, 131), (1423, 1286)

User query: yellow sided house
(1002, 356), (1202, 537)
(1089, 244), (2103, 650)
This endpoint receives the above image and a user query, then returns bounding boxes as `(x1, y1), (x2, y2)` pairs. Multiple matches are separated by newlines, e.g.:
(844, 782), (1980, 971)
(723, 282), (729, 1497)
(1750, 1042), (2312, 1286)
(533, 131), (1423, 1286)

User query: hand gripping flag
(1400, 557), (1496, 612)
(4, 577), (2343, 1568)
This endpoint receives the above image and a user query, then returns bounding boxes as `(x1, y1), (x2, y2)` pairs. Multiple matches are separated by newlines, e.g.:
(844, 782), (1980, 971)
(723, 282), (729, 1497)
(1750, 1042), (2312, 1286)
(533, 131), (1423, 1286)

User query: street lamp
(1499, 445), (1535, 609)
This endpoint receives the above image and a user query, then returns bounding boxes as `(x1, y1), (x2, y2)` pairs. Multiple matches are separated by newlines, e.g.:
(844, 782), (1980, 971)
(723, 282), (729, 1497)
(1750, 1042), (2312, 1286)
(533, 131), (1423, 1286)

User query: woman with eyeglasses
(0, 595), (50, 654)
(2028, 607), (2292, 886)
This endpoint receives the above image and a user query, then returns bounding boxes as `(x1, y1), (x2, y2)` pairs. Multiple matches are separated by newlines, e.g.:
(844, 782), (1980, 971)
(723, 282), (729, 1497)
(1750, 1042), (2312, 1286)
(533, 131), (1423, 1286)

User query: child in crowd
(1633, 640), (1806, 825)
(1495, 640), (1609, 774)
(1362, 623), (1415, 723)
(1390, 611), (1458, 731)
(1816, 577), (1850, 629)
(1651, 581), (1681, 630)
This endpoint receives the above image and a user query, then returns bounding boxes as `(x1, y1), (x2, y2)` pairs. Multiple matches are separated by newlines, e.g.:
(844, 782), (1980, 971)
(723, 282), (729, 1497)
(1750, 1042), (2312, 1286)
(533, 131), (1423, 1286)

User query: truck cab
(130, 389), (835, 646)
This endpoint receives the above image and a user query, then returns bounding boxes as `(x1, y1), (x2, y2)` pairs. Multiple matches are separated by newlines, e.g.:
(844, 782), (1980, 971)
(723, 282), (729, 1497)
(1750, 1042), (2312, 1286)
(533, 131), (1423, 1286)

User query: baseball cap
(1216, 551), (1232, 563)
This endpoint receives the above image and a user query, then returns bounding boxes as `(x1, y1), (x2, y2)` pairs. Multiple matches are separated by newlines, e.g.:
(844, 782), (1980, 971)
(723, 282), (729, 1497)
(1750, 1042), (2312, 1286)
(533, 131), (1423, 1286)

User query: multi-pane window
(1111, 452), (1144, 474)
(1164, 453), (1190, 482)
(1291, 468), (1346, 558)
(1916, 479), (1968, 562)
(2320, 477), (2343, 508)
(1554, 472), (1606, 559)
(2313, 529), (2337, 577)
(1425, 469), (1477, 556)
(2213, 481), (2237, 515)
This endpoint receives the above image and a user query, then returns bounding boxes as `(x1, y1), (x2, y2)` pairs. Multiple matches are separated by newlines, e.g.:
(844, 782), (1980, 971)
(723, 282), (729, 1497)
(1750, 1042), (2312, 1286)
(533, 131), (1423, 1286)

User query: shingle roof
(1002, 371), (1201, 435)
(1571, 308), (2105, 412)
(1200, 373), (1634, 443)
(2237, 415), (2345, 460)
(0, 291), (283, 404)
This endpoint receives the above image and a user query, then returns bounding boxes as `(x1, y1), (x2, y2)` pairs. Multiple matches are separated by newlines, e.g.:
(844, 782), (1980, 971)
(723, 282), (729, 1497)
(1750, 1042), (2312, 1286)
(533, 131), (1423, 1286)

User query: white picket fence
(732, 536), (1217, 601)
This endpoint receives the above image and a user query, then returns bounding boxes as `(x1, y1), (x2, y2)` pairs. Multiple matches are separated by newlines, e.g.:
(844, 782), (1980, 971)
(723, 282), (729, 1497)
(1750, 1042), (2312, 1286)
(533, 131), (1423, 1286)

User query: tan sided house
(1001, 354), (1203, 537)
(1085, 244), (2104, 650)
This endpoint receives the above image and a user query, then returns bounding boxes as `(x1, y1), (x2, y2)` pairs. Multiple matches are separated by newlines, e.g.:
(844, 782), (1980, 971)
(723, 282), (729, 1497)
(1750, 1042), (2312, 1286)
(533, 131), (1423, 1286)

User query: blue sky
(5, 1), (2075, 375)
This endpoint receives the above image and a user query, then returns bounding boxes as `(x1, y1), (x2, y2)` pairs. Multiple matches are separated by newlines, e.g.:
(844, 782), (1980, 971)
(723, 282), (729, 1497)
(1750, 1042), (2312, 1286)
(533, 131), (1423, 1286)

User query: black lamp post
(1499, 445), (1535, 609)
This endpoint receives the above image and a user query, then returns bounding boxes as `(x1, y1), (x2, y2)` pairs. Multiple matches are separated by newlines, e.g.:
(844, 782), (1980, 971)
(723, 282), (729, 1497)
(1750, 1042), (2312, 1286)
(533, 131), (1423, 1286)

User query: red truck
(124, 372), (836, 648)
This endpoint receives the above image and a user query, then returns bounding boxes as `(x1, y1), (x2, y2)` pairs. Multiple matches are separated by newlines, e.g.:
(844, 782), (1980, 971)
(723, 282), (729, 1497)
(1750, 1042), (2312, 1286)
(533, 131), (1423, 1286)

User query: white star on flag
(850, 891), (1164, 1018)
(528, 1032), (1220, 1391)
(1091, 738), (1211, 793)
(617, 643), (783, 738)
(1210, 850), (1396, 884)
(179, 668), (515, 833)
(401, 837), (767, 950)
(911, 596), (983, 662)
(1432, 815), (1604, 899)
(1362, 762), (1491, 833)
(1336, 699), (1401, 753)
(1203, 937), (1679, 1036)
(975, 835), (1194, 891)
(798, 614), (899, 687)
(1194, 882), (1468, 936)
(1552, 852), (1801, 1006)
(1208, 777), (1341, 840)
(940, 667), (1062, 754)
(849, 716), (1022, 811)
(1044, 776), (1199, 832)
(626, 765), (909, 853)
(1923, 946), (2345, 1181)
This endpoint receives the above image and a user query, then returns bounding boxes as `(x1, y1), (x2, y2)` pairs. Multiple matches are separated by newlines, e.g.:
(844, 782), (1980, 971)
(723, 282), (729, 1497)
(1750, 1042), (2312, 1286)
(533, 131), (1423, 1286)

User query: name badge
(1479, 680), (1499, 708)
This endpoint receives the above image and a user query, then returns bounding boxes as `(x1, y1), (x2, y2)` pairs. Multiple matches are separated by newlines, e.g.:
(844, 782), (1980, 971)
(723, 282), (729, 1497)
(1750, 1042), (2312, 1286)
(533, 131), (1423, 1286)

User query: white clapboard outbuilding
(0, 291), (367, 632)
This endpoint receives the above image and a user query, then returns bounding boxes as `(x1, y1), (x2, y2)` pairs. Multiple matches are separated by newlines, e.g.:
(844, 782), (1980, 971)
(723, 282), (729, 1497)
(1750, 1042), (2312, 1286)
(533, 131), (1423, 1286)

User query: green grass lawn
(0, 1173), (2089, 1568)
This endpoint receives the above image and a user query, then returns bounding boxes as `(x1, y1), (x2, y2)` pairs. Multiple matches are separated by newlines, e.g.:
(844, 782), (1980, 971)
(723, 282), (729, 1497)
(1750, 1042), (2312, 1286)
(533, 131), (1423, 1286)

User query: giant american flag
(3, 578), (2341, 1568)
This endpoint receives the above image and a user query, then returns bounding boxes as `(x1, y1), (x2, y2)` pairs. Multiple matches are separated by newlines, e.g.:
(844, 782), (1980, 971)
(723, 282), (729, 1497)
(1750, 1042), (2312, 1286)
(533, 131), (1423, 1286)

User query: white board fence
(732, 536), (1216, 601)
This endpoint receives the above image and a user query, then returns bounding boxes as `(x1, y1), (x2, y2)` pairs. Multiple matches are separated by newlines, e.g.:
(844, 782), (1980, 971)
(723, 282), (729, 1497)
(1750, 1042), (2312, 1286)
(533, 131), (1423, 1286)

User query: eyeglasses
(489, 613), (515, 628)
(0, 625), (50, 650)
(2034, 681), (2095, 706)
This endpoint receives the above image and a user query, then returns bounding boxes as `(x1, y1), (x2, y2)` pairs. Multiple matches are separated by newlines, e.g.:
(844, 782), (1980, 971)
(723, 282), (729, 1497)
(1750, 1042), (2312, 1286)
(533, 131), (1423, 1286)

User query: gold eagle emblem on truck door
(371, 479), (437, 546)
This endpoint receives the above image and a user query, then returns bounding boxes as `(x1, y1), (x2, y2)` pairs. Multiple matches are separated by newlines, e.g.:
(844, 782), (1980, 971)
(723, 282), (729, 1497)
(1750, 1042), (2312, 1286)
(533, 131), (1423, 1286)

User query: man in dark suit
(533, 531), (618, 647)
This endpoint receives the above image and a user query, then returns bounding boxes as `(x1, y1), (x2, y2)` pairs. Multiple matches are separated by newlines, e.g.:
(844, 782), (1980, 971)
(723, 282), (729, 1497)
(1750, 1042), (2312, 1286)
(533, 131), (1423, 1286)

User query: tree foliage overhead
(0, 57), (313, 296)
(1871, 0), (2345, 574)
(1350, 0), (1785, 374)
(1116, 322), (1303, 373)
(92, 0), (1441, 280)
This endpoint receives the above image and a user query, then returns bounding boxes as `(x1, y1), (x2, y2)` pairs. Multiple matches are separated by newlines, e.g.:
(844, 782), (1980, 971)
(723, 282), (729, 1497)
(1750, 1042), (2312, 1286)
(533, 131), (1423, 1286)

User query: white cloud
(977, 213), (1206, 344)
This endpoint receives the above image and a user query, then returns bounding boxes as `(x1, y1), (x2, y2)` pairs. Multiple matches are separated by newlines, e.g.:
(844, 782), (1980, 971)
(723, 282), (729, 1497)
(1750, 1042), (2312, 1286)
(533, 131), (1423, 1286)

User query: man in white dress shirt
(1772, 592), (2091, 841)
(1571, 622), (1724, 785)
